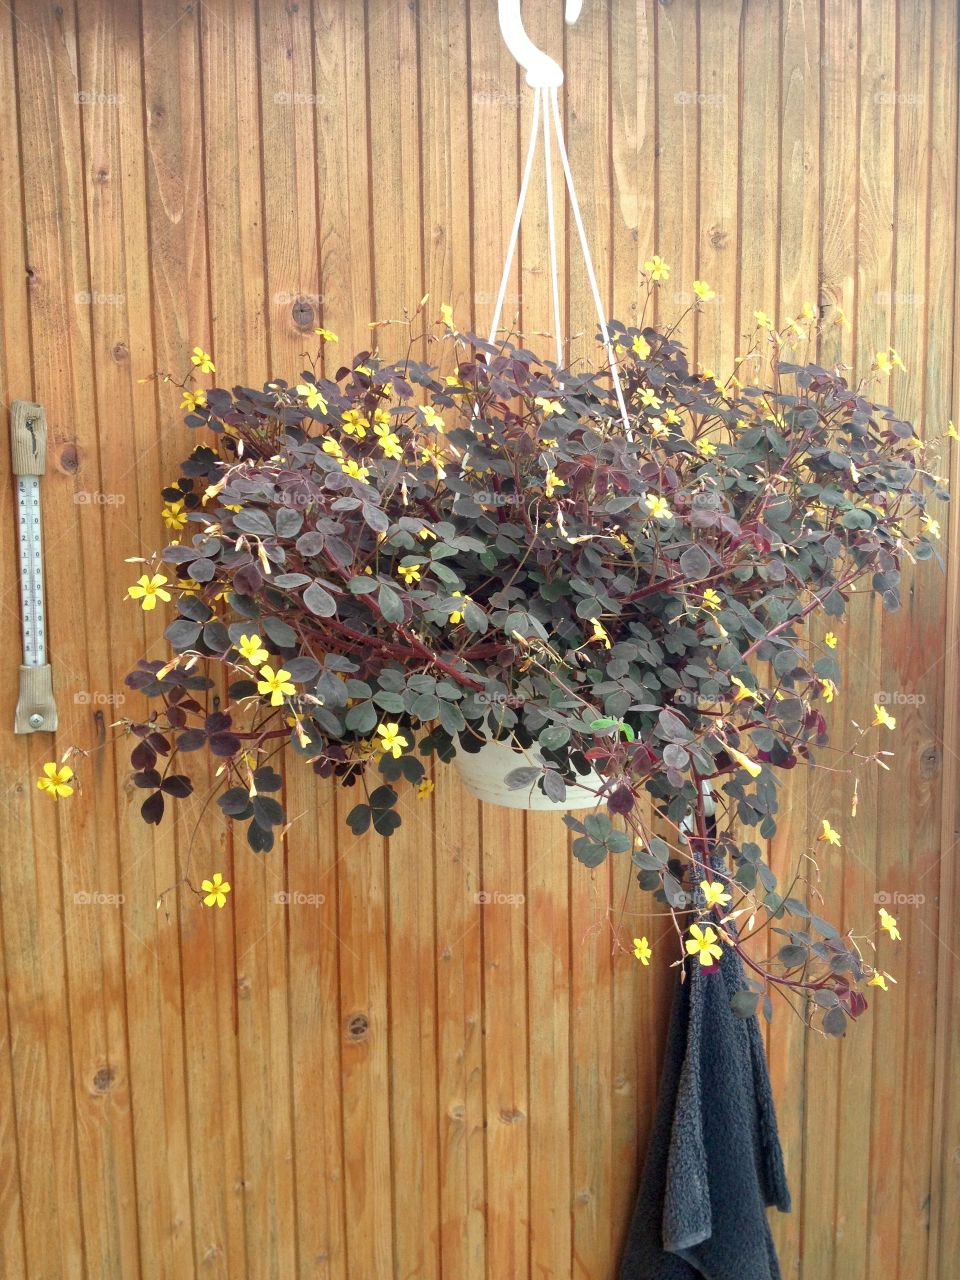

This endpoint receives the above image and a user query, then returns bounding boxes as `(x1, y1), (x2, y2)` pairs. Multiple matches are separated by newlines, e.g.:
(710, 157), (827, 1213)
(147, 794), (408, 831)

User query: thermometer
(12, 400), (57, 733)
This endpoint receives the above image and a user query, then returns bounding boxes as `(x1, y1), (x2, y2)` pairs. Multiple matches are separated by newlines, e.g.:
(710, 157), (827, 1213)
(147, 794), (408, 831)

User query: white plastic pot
(453, 736), (604, 811)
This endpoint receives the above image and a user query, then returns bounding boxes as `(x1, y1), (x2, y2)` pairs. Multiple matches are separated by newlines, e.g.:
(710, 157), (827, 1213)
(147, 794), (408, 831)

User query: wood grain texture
(0, 2), (957, 1277)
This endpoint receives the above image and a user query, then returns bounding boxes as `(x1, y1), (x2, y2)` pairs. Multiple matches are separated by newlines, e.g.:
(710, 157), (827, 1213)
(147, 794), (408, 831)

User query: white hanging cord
(541, 94), (564, 368)
(548, 86), (631, 436)
(487, 87), (543, 348)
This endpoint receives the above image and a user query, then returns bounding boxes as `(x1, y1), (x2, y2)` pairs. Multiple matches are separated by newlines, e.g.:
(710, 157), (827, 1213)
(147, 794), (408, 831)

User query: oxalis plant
(116, 294), (947, 1036)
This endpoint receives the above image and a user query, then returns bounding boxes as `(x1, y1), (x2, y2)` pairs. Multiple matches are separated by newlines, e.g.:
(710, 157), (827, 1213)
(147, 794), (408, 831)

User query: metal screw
(28, 713), (43, 729)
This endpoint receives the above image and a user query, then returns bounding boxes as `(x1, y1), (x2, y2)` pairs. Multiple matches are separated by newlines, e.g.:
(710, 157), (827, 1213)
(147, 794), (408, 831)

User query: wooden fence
(0, 0), (958, 1276)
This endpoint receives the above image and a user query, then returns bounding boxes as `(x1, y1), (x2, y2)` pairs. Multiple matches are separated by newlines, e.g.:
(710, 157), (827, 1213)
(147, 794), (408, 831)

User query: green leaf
(731, 990), (759, 1019)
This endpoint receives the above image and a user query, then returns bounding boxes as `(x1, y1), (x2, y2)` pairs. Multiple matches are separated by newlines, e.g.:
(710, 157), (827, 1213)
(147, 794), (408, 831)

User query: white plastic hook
(497, 0), (583, 88)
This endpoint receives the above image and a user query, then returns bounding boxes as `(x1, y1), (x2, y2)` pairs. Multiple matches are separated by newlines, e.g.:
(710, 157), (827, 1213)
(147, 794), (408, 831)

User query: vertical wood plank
(434, 770), (486, 1280)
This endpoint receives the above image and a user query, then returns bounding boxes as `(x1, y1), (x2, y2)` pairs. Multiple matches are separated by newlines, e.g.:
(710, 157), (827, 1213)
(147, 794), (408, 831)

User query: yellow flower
(834, 306), (851, 329)
(696, 439), (718, 458)
(878, 907), (901, 941)
(819, 818), (841, 846)
(685, 923), (723, 966)
(191, 346), (215, 373)
(398, 564), (422, 585)
(648, 417), (669, 439)
(162, 499), (187, 531)
(420, 406), (444, 431)
(753, 309), (774, 330)
(589, 618), (611, 649)
(726, 744), (762, 778)
(374, 423), (403, 459)
(945, 420), (960, 442)
(729, 676), (761, 704)
(201, 872), (231, 909)
(699, 879), (732, 909)
(638, 387), (660, 408)
(664, 408), (682, 426)
(237, 633), (269, 666)
(314, 327), (338, 342)
(417, 526), (436, 541)
(633, 936), (652, 965)
(873, 704), (896, 731)
(341, 459), (370, 482)
(180, 389), (206, 412)
(645, 494), (672, 521)
(921, 513), (941, 539)
(701, 588), (722, 611)
(643, 255), (670, 282)
(37, 761), (74, 800)
(128, 573), (171, 611)
(820, 678), (837, 704)
(440, 303), (454, 328)
(868, 972), (889, 991)
(693, 280), (716, 303)
(341, 409), (369, 438)
(534, 396), (564, 416)
(421, 444), (447, 477)
(825, 631), (838, 649)
(376, 722), (409, 758)
(257, 665), (296, 707)
(544, 469), (564, 498)
(448, 591), (466, 624)
(297, 382), (328, 413)
(800, 301), (817, 322)
(417, 778), (435, 800)
(322, 437), (344, 459)
(631, 334), (651, 359)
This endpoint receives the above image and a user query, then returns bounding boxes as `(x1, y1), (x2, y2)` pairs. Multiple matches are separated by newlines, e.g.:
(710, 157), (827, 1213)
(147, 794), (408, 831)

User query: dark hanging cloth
(619, 935), (791, 1280)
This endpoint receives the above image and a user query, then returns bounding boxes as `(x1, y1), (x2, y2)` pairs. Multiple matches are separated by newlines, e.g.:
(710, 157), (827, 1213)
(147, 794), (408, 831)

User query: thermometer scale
(12, 400), (57, 733)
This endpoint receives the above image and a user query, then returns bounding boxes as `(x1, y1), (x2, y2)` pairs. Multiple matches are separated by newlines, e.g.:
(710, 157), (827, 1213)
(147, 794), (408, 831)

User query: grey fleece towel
(619, 940), (791, 1280)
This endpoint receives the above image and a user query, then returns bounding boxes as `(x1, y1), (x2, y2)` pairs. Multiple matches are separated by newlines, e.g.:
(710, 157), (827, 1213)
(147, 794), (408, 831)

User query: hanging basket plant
(119, 297), (946, 1034)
